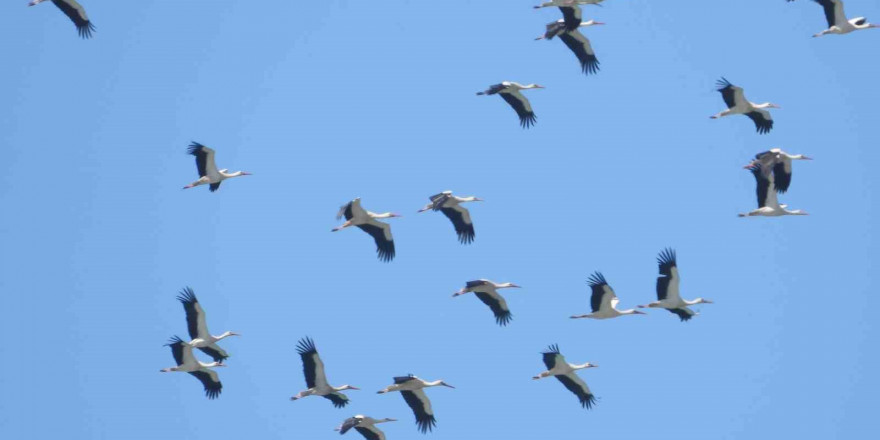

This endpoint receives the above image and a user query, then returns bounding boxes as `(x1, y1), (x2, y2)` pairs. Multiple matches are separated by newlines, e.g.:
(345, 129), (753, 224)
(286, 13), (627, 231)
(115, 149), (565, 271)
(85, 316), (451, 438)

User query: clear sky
(1, 0), (878, 439)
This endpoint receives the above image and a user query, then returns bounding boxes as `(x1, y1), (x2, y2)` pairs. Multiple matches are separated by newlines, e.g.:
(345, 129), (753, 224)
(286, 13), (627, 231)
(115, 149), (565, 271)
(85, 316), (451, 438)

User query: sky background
(1, 0), (878, 438)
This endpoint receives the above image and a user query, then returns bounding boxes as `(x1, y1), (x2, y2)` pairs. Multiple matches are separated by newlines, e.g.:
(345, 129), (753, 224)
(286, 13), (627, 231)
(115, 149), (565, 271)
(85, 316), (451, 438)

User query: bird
(711, 78), (780, 134)
(377, 375), (455, 433)
(534, 0), (605, 12)
(477, 82), (544, 128)
(333, 198), (400, 262)
(183, 142), (251, 192)
(571, 272), (646, 319)
(291, 337), (360, 408)
(336, 416), (397, 440)
(744, 149), (812, 193)
(638, 248), (713, 321)
(739, 164), (808, 217)
(176, 287), (240, 363)
(532, 344), (597, 409)
(417, 191), (483, 244)
(452, 280), (521, 326)
(160, 336), (225, 399)
(29, 0), (94, 39)
(537, 21), (604, 75)
(810, 0), (878, 37)
(535, 2), (592, 30)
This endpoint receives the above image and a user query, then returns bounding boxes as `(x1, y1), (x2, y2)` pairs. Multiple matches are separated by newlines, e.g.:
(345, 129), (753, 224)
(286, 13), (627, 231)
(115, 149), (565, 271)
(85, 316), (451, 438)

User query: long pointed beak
(442, 383), (456, 389)
(349, 386), (361, 391)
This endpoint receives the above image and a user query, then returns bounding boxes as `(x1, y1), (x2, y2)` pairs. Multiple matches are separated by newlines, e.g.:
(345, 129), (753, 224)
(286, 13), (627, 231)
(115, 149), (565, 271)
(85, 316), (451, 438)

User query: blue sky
(1, 0), (878, 438)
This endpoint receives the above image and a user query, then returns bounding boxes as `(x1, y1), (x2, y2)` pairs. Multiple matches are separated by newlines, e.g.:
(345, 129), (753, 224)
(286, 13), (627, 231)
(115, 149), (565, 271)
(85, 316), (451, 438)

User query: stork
(176, 287), (240, 363)
(712, 78), (780, 134)
(183, 142), (251, 192)
(739, 164), (808, 217)
(533, 344), (597, 409)
(534, 0), (605, 11)
(745, 149), (812, 193)
(477, 82), (544, 128)
(333, 198), (400, 262)
(336, 416), (397, 440)
(810, 0), (878, 37)
(378, 375), (454, 433)
(417, 191), (482, 244)
(453, 280), (521, 326)
(160, 336), (225, 399)
(537, 21), (604, 75)
(291, 337), (360, 408)
(29, 0), (94, 38)
(571, 272), (646, 319)
(638, 248), (713, 321)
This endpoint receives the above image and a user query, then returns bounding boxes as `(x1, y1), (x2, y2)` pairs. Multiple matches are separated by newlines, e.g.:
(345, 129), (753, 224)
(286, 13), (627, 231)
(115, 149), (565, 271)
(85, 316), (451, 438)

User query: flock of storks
(27, 0), (875, 438)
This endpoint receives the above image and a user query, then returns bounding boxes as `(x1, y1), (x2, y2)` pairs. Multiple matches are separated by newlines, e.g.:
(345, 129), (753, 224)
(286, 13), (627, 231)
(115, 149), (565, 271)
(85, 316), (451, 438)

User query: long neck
(684, 298), (705, 306)
(376, 418), (395, 424)
(459, 196), (480, 203)
(426, 380), (444, 387)
(371, 212), (394, 219)
(214, 331), (235, 341)
(200, 361), (223, 368)
(572, 363), (593, 370)
(754, 103), (774, 109)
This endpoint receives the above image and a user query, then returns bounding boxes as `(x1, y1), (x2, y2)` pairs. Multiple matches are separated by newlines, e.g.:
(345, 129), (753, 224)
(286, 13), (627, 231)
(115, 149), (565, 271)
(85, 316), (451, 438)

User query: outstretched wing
(357, 220), (395, 262)
(401, 389), (437, 434)
(474, 291), (513, 326)
(296, 337), (328, 389)
(51, 0), (95, 38)
(440, 205), (475, 244)
(559, 29), (600, 75)
(500, 91), (537, 128)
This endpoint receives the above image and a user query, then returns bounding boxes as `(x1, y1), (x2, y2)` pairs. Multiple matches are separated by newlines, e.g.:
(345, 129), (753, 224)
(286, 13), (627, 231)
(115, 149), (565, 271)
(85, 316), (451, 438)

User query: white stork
(739, 164), (808, 217)
(417, 191), (482, 244)
(183, 142), (251, 192)
(160, 336), (225, 399)
(537, 20), (604, 75)
(711, 78), (780, 135)
(336, 416), (397, 440)
(29, 0), (94, 39)
(452, 280), (521, 326)
(377, 375), (454, 433)
(571, 272), (646, 319)
(333, 198), (400, 262)
(533, 344), (597, 409)
(176, 287), (240, 363)
(534, 0), (605, 11)
(638, 248), (713, 321)
(477, 82), (544, 128)
(810, 0), (878, 37)
(291, 337), (360, 408)
(744, 149), (812, 194)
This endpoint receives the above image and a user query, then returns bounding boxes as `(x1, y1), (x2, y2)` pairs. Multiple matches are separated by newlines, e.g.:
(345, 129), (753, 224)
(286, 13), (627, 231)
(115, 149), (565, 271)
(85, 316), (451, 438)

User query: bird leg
(332, 221), (352, 232)
(709, 109), (731, 119)
(532, 371), (552, 380)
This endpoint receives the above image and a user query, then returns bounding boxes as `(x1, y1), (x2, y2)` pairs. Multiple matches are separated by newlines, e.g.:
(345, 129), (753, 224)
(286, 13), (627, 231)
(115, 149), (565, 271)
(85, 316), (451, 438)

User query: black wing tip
(296, 336), (317, 355)
(77, 22), (95, 39)
(543, 343), (561, 355)
(204, 382), (222, 399)
(416, 416), (437, 434)
(457, 229), (476, 244)
(580, 393), (597, 409)
(670, 309), (694, 322)
(186, 142), (206, 155)
(165, 335), (184, 346)
(519, 113), (537, 128)
(495, 311), (513, 326)
(716, 77), (733, 90)
(176, 286), (197, 304)
(377, 245), (396, 262)
(755, 119), (774, 134)
(657, 247), (677, 266)
(581, 58), (601, 75)
(587, 271), (607, 287)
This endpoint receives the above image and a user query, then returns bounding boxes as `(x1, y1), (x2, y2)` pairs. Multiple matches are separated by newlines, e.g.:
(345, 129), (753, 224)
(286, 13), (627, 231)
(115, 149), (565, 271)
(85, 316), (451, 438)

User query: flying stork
(29, 0), (94, 39)
(417, 191), (483, 244)
(810, 0), (878, 37)
(452, 280), (521, 326)
(336, 416), (397, 440)
(739, 164), (808, 217)
(160, 336), (225, 399)
(571, 272), (646, 319)
(176, 287), (240, 363)
(183, 142), (251, 192)
(477, 82), (544, 128)
(291, 337), (360, 408)
(638, 248), (713, 321)
(537, 20), (604, 75)
(534, 0), (605, 12)
(744, 149), (812, 193)
(333, 198), (400, 262)
(377, 375), (455, 434)
(711, 78), (780, 134)
(533, 344), (598, 409)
